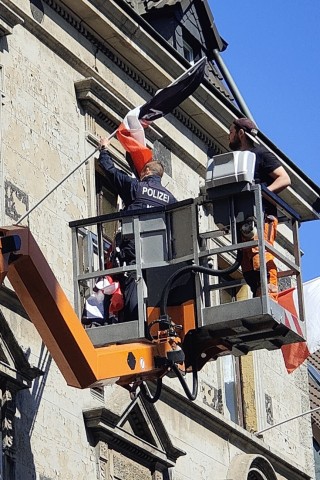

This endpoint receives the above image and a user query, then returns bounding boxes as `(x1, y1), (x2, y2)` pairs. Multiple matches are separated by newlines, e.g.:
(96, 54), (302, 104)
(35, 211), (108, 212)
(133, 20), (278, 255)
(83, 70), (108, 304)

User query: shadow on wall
(15, 344), (52, 480)
(0, 36), (8, 53)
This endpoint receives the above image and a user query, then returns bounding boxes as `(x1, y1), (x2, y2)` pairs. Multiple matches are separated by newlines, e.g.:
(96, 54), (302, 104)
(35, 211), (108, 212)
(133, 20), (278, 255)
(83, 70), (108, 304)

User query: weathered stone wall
(0, 1), (315, 479)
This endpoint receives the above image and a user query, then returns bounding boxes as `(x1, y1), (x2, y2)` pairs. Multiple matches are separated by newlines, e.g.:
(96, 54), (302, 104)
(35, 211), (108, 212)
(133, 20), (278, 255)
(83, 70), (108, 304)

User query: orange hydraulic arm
(0, 226), (177, 389)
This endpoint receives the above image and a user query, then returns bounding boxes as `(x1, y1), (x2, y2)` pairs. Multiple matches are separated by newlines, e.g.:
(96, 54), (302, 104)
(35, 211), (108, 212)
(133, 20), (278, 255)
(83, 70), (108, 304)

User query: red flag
(279, 277), (320, 373)
(116, 58), (206, 176)
(116, 107), (152, 177)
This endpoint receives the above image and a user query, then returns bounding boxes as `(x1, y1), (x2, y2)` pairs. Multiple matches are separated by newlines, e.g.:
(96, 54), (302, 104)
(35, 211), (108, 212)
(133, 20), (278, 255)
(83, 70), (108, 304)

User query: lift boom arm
(0, 226), (172, 389)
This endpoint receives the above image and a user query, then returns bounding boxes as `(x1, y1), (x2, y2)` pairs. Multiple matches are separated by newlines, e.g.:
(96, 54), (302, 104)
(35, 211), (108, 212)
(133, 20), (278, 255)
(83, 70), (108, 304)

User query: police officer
(98, 137), (177, 321)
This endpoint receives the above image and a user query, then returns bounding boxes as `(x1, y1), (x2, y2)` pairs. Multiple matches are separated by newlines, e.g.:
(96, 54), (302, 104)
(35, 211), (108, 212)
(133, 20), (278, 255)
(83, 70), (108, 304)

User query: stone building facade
(0, 0), (319, 479)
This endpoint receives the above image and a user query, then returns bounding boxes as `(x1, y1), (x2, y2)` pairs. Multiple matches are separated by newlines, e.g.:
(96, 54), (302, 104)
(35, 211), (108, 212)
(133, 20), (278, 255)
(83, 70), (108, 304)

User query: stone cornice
(158, 383), (311, 480)
(44, 0), (226, 153)
(84, 403), (185, 470)
(75, 77), (221, 176)
(0, 0), (23, 36)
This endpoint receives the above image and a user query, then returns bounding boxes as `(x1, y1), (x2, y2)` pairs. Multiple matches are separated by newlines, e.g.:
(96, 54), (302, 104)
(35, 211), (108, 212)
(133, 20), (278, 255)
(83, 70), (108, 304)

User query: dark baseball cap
(233, 118), (258, 136)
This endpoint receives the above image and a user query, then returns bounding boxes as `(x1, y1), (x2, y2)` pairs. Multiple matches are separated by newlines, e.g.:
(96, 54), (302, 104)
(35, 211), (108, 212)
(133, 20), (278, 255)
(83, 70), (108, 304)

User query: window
(96, 169), (119, 238)
(219, 276), (244, 426)
(223, 356), (243, 425)
(182, 39), (194, 64)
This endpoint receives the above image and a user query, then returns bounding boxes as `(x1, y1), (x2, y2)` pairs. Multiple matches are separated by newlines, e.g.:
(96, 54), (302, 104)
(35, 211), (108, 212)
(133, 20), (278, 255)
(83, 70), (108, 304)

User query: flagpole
(16, 59), (206, 225)
(16, 130), (117, 225)
(255, 405), (320, 436)
(167, 57), (206, 87)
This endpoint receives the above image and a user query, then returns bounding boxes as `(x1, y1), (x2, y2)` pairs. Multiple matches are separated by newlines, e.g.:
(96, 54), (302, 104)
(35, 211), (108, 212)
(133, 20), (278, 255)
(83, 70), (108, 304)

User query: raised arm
(98, 138), (137, 207)
(267, 166), (291, 194)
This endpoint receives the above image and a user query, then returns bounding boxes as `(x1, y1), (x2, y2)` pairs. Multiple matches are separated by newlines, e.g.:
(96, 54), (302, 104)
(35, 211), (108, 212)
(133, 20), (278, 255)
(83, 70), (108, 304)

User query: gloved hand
(99, 137), (110, 151)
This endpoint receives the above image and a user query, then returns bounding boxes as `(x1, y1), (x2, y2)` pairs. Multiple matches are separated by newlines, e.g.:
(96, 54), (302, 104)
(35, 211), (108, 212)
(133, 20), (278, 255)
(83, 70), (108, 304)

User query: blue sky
(208, 1), (320, 281)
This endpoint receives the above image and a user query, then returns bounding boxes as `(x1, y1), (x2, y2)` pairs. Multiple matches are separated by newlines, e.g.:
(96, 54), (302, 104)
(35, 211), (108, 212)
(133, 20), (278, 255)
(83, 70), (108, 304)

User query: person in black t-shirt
(98, 137), (177, 322)
(229, 117), (291, 299)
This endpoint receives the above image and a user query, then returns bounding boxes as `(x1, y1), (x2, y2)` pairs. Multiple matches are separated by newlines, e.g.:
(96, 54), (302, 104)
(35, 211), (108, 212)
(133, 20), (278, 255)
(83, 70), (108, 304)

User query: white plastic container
(206, 151), (256, 189)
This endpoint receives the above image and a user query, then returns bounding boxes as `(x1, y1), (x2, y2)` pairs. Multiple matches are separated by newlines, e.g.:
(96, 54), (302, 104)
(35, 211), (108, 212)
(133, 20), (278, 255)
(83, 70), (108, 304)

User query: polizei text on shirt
(141, 186), (170, 203)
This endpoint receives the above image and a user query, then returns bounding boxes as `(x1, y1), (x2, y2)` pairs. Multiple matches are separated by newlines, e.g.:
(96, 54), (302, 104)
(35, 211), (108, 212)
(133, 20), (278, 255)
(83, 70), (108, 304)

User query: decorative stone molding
(43, 0), (153, 93)
(84, 398), (185, 473)
(227, 454), (277, 480)
(40, 0), (223, 156)
(159, 385), (311, 480)
(95, 441), (109, 479)
(75, 77), (222, 176)
(74, 78), (125, 136)
(0, 1), (23, 36)
(1, 387), (15, 453)
(0, 311), (43, 473)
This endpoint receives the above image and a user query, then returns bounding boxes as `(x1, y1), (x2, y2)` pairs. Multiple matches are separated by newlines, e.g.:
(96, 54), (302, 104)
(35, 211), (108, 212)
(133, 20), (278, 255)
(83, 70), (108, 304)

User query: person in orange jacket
(229, 117), (291, 300)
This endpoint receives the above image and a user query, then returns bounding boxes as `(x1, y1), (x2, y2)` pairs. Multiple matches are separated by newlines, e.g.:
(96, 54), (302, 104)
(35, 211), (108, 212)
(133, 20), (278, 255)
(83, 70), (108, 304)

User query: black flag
(138, 57), (206, 122)
(116, 57), (207, 177)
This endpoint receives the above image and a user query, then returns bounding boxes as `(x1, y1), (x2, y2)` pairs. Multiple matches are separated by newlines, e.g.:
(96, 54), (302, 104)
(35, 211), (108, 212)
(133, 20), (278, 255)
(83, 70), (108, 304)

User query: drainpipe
(0, 69), (4, 225)
(212, 49), (256, 124)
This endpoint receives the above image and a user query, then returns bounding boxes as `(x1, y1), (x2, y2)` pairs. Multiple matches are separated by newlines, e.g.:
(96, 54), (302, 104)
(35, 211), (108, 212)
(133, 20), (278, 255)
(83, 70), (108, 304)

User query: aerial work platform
(0, 151), (308, 400)
(70, 179), (305, 373)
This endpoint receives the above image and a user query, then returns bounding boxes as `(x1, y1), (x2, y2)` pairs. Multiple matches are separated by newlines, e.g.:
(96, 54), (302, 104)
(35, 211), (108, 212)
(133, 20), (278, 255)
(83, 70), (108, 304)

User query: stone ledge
(74, 77), (218, 176)
(0, 0), (24, 36)
(158, 383), (311, 480)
